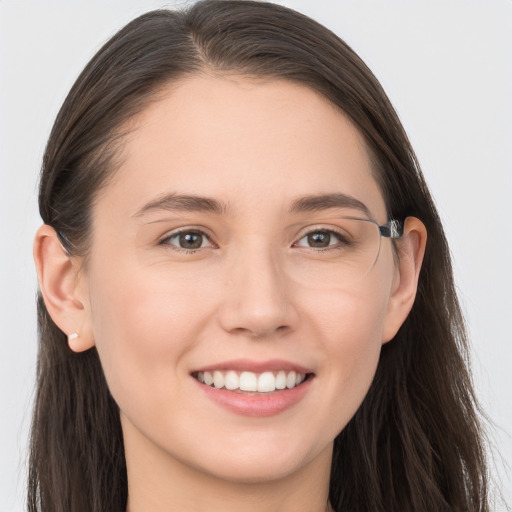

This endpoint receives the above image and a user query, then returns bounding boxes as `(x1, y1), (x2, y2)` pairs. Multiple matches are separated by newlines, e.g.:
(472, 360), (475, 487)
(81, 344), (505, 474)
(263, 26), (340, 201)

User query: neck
(123, 421), (333, 512)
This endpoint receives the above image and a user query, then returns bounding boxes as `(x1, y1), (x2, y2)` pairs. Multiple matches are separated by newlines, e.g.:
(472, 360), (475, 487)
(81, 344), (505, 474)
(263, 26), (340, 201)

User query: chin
(197, 453), (311, 484)
(183, 431), (331, 485)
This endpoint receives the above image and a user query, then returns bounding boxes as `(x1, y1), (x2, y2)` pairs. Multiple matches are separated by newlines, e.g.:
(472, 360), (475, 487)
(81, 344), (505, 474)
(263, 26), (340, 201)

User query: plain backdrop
(0, 1), (511, 510)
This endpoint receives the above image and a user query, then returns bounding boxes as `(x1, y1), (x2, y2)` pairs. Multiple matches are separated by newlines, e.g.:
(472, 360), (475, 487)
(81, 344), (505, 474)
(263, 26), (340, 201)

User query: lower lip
(194, 377), (313, 417)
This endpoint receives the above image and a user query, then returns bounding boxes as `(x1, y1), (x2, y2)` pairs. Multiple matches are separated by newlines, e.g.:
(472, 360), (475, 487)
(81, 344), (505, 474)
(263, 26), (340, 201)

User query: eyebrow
(289, 193), (371, 218)
(134, 193), (230, 218)
(134, 192), (371, 219)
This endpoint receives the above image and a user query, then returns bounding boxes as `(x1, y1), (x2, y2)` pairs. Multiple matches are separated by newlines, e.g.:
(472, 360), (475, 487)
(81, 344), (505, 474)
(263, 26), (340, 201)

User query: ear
(33, 224), (95, 352)
(382, 217), (427, 343)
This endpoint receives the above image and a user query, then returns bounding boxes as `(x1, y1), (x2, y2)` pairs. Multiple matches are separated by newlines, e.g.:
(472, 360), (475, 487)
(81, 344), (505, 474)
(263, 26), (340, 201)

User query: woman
(30, 1), (489, 510)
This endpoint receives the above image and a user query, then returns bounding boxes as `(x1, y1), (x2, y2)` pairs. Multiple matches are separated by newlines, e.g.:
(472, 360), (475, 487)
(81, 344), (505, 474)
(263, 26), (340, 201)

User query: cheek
(302, 262), (391, 355)
(86, 257), (217, 416)
(301, 272), (391, 432)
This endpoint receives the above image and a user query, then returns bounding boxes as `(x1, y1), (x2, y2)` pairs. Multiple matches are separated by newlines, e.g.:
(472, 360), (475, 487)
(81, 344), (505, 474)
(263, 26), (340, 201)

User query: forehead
(97, 75), (387, 221)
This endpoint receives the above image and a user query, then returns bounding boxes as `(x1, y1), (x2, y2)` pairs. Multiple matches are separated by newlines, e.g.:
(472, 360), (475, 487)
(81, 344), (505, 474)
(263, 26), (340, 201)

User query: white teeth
(239, 371), (258, 391)
(213, 370), (224, 389)
(286, 371), (296, 389)
(224, 370), (239, 390)
(195, 369), (308, 392)
(257, 371), (275, 392)
(275, 371), (287, 390)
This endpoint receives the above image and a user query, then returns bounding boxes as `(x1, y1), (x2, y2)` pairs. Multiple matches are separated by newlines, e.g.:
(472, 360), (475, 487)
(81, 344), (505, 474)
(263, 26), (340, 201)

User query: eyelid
(157, 223), (351, 251)
(292, 225), (349, 248)
(158, 227), (217, 250)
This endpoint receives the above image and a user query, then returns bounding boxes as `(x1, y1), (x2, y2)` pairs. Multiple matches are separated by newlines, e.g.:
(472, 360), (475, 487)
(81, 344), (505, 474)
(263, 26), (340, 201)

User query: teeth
(195, 369), (308, 392)
(213, 371), (224, 389)
(286, 371), (296, 389)
(275, 371), (287, 390)
(239, 371), (257, 391)
(224, 370), (239, 391)
(257, 371), (275, 392)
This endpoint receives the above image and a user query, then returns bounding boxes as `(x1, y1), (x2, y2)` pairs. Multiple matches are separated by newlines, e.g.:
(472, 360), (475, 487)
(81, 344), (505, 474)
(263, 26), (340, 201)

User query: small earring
(68, 332), (79, 343)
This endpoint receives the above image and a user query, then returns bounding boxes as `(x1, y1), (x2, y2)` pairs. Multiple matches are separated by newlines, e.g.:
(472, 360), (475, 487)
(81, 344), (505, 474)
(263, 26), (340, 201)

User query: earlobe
(67, 331), (94, 353)
(33, 225), (95, 352)
(382, 217), (427, 343)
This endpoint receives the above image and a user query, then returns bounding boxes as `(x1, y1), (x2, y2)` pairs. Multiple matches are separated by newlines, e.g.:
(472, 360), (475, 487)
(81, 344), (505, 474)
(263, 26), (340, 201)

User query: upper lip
(192, 358), (313, 374)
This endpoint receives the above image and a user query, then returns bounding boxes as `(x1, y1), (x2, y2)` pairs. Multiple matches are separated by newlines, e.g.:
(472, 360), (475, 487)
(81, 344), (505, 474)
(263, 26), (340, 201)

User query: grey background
(1, 1), (510, 510)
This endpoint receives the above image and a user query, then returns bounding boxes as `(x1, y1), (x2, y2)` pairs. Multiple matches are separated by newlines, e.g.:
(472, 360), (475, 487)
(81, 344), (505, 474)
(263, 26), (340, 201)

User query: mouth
(191, 360), (315, 416)
(193, 369), (312, 393)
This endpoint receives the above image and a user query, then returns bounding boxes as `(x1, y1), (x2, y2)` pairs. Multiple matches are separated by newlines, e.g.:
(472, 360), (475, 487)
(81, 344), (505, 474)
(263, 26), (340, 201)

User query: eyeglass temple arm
(379, 219), (403, 239)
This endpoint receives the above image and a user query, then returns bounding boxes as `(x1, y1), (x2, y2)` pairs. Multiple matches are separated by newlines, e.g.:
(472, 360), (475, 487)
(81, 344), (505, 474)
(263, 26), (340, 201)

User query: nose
(217, 245), (298, 339)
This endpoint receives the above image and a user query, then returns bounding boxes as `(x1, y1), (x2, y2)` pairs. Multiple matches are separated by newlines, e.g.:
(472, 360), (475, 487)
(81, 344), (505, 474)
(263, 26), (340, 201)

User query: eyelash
(159, 229), (217, 254)
(158, 227), (350, 253)
(293, 227), (350, 251)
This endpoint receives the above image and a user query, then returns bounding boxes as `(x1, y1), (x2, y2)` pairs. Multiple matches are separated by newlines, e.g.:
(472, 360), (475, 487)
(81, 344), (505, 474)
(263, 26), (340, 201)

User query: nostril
(217, 264), (298, 337)
(248, 324), (291, 339)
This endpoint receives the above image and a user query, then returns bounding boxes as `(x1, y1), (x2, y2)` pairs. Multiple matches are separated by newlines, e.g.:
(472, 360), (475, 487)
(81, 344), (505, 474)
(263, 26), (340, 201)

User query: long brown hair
(29, 1), (488, 510)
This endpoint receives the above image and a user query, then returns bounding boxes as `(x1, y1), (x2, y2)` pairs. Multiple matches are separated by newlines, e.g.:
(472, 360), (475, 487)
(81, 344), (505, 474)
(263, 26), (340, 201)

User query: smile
(194, 370), (309, 393)
(192, 359), (314, 416)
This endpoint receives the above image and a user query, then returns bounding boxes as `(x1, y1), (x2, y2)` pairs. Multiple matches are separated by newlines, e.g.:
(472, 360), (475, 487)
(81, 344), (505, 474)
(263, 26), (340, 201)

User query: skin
(34, 76), (426, 512)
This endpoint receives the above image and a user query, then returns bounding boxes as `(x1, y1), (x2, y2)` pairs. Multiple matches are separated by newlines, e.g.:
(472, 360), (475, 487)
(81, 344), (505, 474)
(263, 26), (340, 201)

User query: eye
(160, 229), (214, 251)
(294, 229), (348, 249)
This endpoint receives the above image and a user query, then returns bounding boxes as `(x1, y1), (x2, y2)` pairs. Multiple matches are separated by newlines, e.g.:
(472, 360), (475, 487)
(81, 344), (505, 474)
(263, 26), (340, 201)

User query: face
(80, 76), (400, 483)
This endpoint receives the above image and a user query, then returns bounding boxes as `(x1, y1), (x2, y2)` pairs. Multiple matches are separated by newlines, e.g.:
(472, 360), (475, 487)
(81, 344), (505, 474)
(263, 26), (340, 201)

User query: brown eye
(179, 232), (203, 249)
(307, 231), (331, 248)
(296, 230), (343, 249)
(162, 230), (211, 250)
